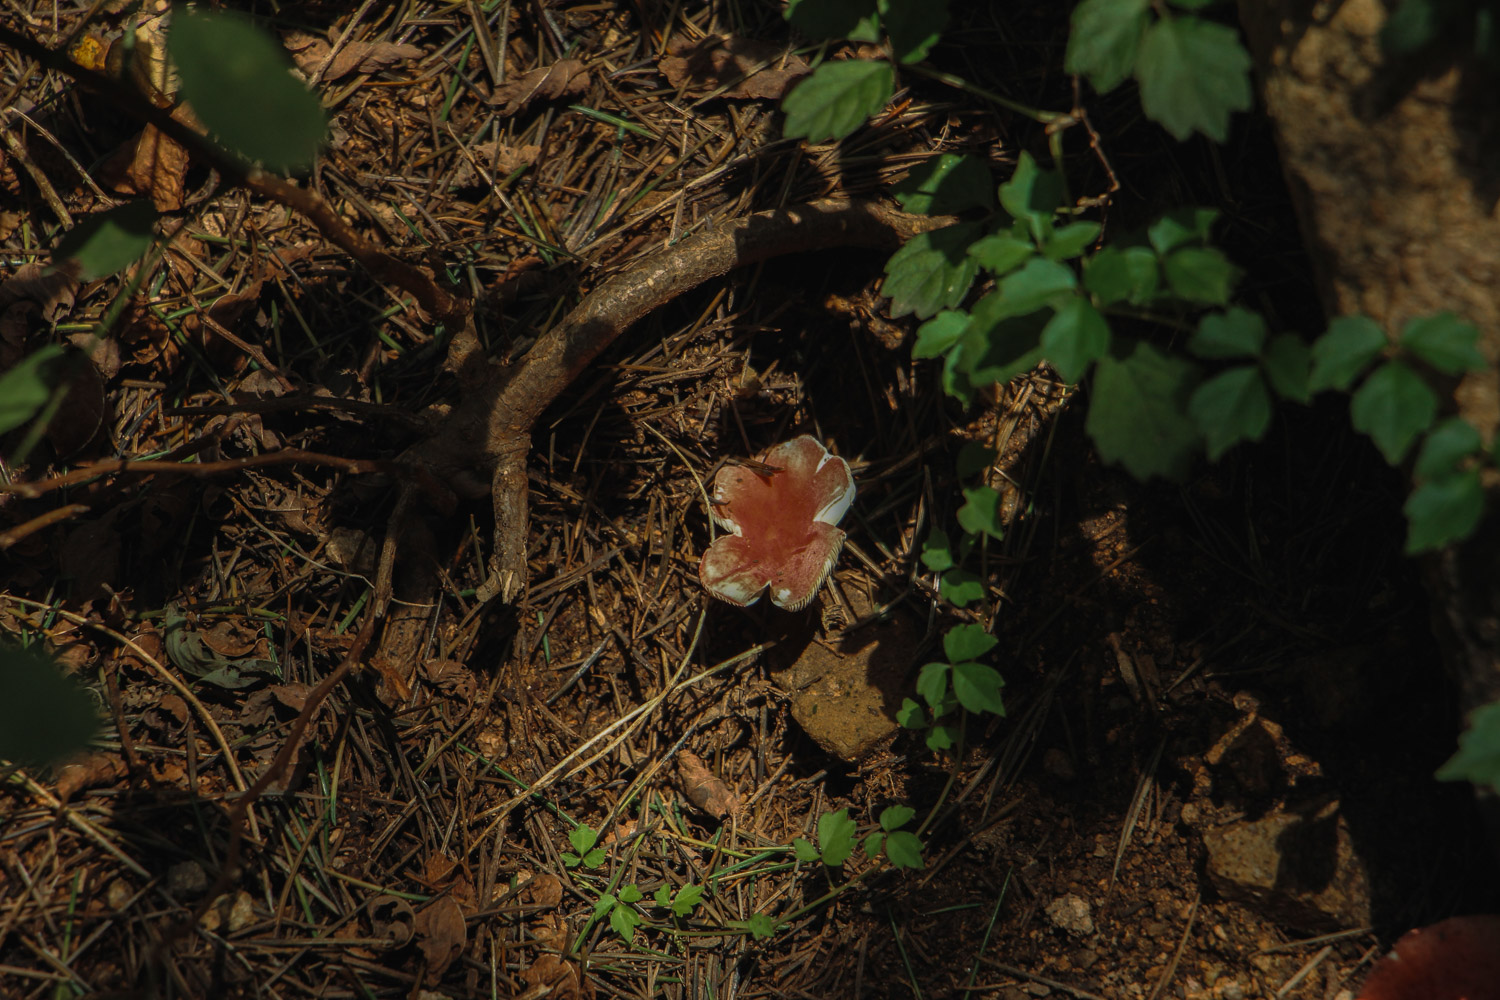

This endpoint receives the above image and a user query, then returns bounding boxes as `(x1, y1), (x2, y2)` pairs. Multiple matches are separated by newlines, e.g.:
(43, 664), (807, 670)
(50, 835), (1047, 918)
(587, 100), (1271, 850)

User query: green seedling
(561, 824), (606, 869)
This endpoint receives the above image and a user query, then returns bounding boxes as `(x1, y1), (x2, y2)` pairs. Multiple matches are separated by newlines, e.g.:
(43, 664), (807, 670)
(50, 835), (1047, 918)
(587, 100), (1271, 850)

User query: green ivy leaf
(1135, 15), (1253, 142)
(913, 310), (970, 359)
(1261, 333), (1312, 403)
(817, 808), (858, 867)
(1161, 246), (1237, 304)
(1084, 245), (1159, 307)
(916, 662), (950, 711)
(1309, 315), (1388, 392)
(944, 623), (998, 662)
(1146, 207), (1219, 254)
(883, 223), (983, 319)
(785, 0), (882, 41)
(1065, 0), (1152, 93)
(782, 60), (894, 142)
(894, 153), (993, 215)
(1436, 699), (1500, 793)
(1188, 365), (1273, 460)
(957, 486), (1005, 539)
(883, 0), (949, 63)
(880, 805), (917, 831)
(940, 568), (985, 606)
(956, 442), (998, 478)
(1041, 296), (1112, 383)
(0, 644), (99, 768)
(1087, 341), (1202, 480)
(1349, 360), (1438, 464)
(998, 152), (1064, 244)
(0, 345), (64, 436)
(951, 661), (1006, 715)
(968, 230), (1037, 275)
(896, 697), (929, 729)
(169, 10), (326, 171)
(51, 201), (158, 280)
(1404, 469), (1484, 553)
(1190, 307), (1266, 359)
(1043, 221), (1103, 261)
(1415, 418), (1483, 482)
(883, 830), (926, 869)
(1399, 312), (1488, 374)
(920, 526), (956, 571)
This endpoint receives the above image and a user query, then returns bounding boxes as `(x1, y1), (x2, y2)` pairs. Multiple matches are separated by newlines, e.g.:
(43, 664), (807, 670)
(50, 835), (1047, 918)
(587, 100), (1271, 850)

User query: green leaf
(653, 884), (671, 907)
(951, 661), (1006, 715)
(1135, 15), (1253, 142)
(817, 808), (858, 867)
(998, 152), (1064, 244)
(913, 310), (970, 359)
(1349, 360), (1438, 464)
(1065, 0), (1151, 93)
(569, 824), (599, 855)
(894, 153), (993, 215)
(1043, 221), (1103, 261)
(1309, 315), (1388, 392)
(782, 60), (894, 143)
(561, 852), (581, 867)
(920, 527), (955, 571)
(1084, 245), (1159, 306)
(969, 228), (1037, 274)
(169, 10), (325, 171)
(1087, 341), (1202, 480)
(883, 0), (949, 63)
(0, 345), (64, 436)
(1436, 699), (1500, 793)
(1146, 207), (1219, 254)
(1261, 333), (1312, 403)
(1404, 469), (1484, 553)
(883, 223), (983, 319)
(793, 837), (821, 862)
(940, 568), (985, 606)
(864, 831), (886, 859)
(594, 894), (617, 919)
(1162, 246), (1237, 304)
(744, 913), (781, 939)
(880, 805), (917, 831)
(618, 885), (643, 904)
(1399, 312), (1488, 374)
(926, 724), (956, 751)
(785, 0), (882, 40)
(896, 697), (929, 729)
(0, 644), (99, 768)
(583, 848), (606, 868)
(1041, 296), (1112, 383)
(883, 830), (926, 869)
(163, 611), (278, 690)
(956, 442), (998, 478)
(957, 486), (1004, 539)
(52, 201), (158, 280)
(944, 624), (998, 662)
(1188, 365), (1273, 461)
(671, 884), (705, 917)
(609, 904), (642, 940)
(952, 302), (1049, 388)
(916, 662), (950, 711)
(1190, 307), (1266, 359)
(1415, 418), (1483, 481)
(1382, 0), (1446, 54)
(993, 257), (1078, 317)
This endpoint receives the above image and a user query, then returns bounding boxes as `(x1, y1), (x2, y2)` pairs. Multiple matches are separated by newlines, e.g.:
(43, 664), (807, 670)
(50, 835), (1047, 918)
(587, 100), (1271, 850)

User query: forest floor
(2, 1), (1499, 999)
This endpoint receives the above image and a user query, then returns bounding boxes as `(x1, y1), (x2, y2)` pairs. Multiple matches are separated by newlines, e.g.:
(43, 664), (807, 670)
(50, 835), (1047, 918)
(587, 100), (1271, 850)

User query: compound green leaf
(1404, 469), (1484, 553)
(1084, 245), (1159, 306)
(1190, 307), (1265, 359)
(1087, 340), (1202, 480)
(1147, 207), (1219, 254)
(883, 830), (926, 869)
(1399, 311), (1487, 374)
(52, 201), (158, 280)
(1065, 0), (1151, 93)
(999, 151), (1064, 244)
(1041, 295), (1111, 383)
(569, 824), (599, 854)
(169, 10), (326, 171)
(894, 153), (993, 214)
(1135, 15), (1253, 142)
(1261, 332), (1312, 403)
(1415, 417), (1483, 482)
(883, 223), (983, 319)
(1436, 699), (1500, 793)
(968, 230), (1036, 275)
(1043, 221), (1103, 261)
(1162, 246), (1237, 304)
(913, 310), (969, 359)
(817, 808), (858, 867)
(0, 345), (64, 436)
(883, 0), (949, 63)
(782, 60), (894, 142)
(994, 257), (1078, 317)
(785, 0), (882, 40)
(940, 568), (985, 606)
(951, 661), (1006, 716)
(1188, 365), (1272, 460)
(0, 644), (99, 768)
(1349, 360), (1438, 464)
(880, 805), (917, 831)
(944, 623), (998, 662)
(1309, 315), (1388, 392)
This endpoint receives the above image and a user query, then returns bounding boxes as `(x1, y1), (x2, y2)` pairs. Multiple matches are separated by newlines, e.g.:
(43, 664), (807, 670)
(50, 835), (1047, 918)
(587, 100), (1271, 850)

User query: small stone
(1221, 983), (1246, 1000)
(1027, 984), (1053, 997)
(167, 860), (208, 899)
(1072, 948), (1098, 969)
(1042, 748), (1077, 781)
(1045, 893), (1095, 936)
(105, 878), (133, 910)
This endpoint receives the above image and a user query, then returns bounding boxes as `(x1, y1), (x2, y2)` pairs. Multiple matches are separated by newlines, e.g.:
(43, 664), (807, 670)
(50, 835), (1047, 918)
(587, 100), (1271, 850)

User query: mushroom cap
(698, 435), (855, 611)
(1355, 914), (1500, 1000)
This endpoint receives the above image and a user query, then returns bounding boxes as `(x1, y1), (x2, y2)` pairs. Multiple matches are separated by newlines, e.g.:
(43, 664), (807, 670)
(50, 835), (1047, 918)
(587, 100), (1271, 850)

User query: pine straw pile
(0, 1), (1081, 997)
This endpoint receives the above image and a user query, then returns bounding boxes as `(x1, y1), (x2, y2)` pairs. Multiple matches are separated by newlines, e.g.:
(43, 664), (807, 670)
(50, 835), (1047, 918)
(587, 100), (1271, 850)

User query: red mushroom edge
(1355, 914), (1500, 1000)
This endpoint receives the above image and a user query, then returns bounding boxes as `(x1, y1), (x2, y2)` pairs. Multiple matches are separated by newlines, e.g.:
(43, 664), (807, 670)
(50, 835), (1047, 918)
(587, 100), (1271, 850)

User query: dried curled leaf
(660, 36), (809, 100)
(487, 59), (589, 115)
(283, 31), (424, 82)
(677, 750), (740, 820)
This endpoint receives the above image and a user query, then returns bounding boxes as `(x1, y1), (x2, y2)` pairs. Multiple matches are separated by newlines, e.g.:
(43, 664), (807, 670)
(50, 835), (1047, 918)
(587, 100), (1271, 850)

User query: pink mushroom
(1355, 914), (1500, 1000)
(698, 435), (855, 611)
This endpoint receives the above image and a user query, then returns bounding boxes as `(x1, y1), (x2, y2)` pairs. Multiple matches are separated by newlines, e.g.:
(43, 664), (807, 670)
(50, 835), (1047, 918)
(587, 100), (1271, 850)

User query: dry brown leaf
(676, 750), (740, 820)
(284, 31), (424, 82)
(488, 60), (589, 115)
(120, 123), (190, 212)
(522, 913), (593, 1000)
(54, 752), (126, 802)
(660, 36), (809, 100)
(367, 894), (415, 948)
(413, 895), (466, 981)
(451, 142), (541, 187)
(0, 262), (79, 332)
(45, 348), (108, 458)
